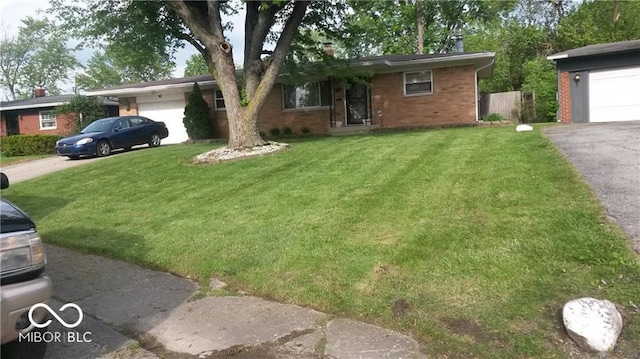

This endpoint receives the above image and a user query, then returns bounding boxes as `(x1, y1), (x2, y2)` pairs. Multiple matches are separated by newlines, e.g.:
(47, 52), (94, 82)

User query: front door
(6, 113), (19, 135)
(346, 83), (370, 125)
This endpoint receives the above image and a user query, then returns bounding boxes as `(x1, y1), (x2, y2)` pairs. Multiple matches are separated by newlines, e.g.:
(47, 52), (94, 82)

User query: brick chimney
(33, 85), (46, 98)
(322, 42), (334, 57)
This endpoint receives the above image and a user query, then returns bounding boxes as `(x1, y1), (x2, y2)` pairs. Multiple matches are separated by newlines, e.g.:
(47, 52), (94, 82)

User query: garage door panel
(138, 100), (188, 144)
(589, 66), (640, 122)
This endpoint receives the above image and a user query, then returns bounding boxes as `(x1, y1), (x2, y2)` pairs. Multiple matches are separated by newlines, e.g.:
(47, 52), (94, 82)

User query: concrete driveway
(544, 121), (640, 253)
(0, 148), (145, 184)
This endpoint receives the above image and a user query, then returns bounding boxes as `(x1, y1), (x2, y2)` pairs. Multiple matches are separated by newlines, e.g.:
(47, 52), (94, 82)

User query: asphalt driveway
(544, 121), (640, 253)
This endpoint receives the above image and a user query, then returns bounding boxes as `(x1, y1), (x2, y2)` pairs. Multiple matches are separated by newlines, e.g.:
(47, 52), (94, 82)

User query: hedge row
(0, 135), (63, 157)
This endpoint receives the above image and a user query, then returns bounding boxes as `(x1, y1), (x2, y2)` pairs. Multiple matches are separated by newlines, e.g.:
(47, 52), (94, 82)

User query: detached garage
(548, 39), (640, 124)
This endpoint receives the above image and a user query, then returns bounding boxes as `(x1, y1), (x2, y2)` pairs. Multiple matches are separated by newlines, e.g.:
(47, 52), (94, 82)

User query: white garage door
(138, 100), (188, 144)
(589, 66), (640, 122)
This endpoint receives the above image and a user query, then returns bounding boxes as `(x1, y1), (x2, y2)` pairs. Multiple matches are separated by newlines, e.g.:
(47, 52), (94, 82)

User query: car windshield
(81, 118), (118, 133)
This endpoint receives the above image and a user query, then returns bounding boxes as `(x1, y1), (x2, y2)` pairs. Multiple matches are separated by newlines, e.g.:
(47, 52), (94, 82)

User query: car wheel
(1, 328), (48, 359)
(68, 155), (80, 160)
(149, 133), (161, 147)
(97, 140), (111, 157)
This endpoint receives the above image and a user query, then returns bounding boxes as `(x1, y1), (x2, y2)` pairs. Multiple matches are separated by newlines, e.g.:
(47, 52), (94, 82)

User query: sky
(0, 0), (247, 96)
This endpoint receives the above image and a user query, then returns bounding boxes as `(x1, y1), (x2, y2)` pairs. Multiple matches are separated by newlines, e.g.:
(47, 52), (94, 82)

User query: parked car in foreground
(0, 173), (51, 359)
(55, 116), (169, 159)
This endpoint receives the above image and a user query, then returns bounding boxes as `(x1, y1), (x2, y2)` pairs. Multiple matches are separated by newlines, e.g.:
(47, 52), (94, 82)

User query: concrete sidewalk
(44, 244), (427, 359)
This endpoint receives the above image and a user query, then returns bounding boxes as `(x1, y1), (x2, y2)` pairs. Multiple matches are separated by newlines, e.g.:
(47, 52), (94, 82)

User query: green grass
(3, 126), (639, 358)
(0, 153), (53, 166)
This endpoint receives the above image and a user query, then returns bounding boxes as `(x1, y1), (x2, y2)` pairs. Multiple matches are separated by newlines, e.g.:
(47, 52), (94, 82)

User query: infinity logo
(28, 303), (83, 329)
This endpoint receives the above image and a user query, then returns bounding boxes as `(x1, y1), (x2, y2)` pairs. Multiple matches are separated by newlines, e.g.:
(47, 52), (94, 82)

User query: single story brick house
(85, 52), (495, 143)
(0, 91), (119, 137)
(547, 39), (640, 123)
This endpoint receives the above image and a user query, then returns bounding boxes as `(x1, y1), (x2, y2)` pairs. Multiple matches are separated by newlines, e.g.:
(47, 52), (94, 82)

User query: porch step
(329, 125), (380, 136)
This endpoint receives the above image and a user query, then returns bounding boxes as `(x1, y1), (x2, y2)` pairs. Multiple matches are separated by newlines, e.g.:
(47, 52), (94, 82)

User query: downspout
(475, 58), (495, 122)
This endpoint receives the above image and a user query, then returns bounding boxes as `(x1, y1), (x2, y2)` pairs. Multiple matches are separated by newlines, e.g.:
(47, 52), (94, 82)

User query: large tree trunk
(417, 0), (424, 54)
(167, 0), (309, 149)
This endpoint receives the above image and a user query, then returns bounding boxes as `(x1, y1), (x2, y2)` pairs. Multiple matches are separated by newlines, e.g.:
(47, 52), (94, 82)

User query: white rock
(563, 297), (623, 352)
(516, 124), (534, 132)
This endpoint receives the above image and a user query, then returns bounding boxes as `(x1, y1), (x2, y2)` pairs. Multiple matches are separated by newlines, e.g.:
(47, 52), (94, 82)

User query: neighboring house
(547, 39), (640, 124)
(85, 51), (495, 143)
(0, 91), (119, 137)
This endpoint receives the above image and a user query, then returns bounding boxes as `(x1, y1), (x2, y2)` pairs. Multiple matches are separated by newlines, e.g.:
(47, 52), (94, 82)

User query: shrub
(0, 135), (62, 156)
(483, 113), (505, 122)
(184, 82), (214, 139)
(282, 127), (293, 136)
(301, 127), (311, 135)
(269, 128), (281, 137)
(55, 95), (109, 133)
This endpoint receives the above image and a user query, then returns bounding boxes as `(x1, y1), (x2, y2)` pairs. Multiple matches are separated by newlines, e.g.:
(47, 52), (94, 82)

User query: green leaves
(76, 49), (174, 92)
(54, 95), (109, 132)
(184, 54), (210, 77)
(0, 17), (79, 100)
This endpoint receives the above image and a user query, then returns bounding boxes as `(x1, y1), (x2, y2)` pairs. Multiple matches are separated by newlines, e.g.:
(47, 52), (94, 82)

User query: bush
(184, 82), (214, 139)
(301, 127), (311, 135)
(55, 95), (109, 133)
(282, 127), (293, 136)
(0, 135), (62, 156)
(483, 113), (505, 122)
(269, 128), (281, 137)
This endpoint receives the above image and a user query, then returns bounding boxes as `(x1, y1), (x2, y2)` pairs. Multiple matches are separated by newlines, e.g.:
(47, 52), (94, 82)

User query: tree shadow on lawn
(3, 195), (71, 220)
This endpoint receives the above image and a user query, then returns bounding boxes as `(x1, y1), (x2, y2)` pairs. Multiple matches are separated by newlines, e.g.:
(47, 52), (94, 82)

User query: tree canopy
(0, 17), (79, 100)
(76, 49), (175, 91)
(184, 54), (210, 77)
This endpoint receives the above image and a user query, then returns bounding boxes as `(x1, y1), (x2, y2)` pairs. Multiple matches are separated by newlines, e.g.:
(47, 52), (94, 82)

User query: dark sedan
(55, 116), (169, 159)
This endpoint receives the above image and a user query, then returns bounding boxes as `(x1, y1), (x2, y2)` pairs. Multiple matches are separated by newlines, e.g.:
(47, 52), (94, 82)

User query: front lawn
(4, 126), (639, 358)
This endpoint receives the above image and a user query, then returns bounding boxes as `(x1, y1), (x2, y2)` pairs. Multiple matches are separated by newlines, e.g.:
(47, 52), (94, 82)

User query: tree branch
(176, 32), (206, 57)
(248, 1), (309, 114)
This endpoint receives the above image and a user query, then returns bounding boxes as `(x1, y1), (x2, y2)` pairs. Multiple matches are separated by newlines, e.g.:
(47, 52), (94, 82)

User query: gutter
(1, 102), (68, 111)
(546, 53), (568, 61)
(354, 52), (495, 68)
(85, 80), (217, 97)
(475, 58), (495, 122)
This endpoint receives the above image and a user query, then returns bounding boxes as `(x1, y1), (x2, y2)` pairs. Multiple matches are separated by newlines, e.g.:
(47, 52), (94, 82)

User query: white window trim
(403, 70), (434, 97)
(214, 89), (226, 111)
(281, 81), (332, 111)
(39, 110), (57, 130)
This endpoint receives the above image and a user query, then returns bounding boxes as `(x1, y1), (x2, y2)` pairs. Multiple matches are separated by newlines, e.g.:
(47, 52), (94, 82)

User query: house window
(404, 71), (433, 96)
(283, 81), (332, 110)
(215, 90), (225, 110)
(39, 111), (57, 130)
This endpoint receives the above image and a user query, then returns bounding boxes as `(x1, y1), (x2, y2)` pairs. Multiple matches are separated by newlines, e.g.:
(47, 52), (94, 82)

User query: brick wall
(371, 65), (477, 128)
(191, 65), (478, 139)
(0, 109), (75, 136)
(202, 87), (331, 138)
(558, 71), (571, 124)
(119, 97), (139, 116)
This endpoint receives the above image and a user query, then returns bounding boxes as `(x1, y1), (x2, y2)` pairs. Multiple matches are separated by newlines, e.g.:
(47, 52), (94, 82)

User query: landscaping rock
(193, 142), (289, 164)
(209, 278), (227, 290)
(562, 297), (623, 352)
(516, 124), (533, 132)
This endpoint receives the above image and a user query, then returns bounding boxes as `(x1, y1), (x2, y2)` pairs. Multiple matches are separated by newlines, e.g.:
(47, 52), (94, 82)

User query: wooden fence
(479, 91), (536, 122)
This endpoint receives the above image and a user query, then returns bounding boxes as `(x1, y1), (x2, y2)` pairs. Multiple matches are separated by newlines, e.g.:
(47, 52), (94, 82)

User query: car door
(111, 118), (135, 149)
(128, 117), (150, 145)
